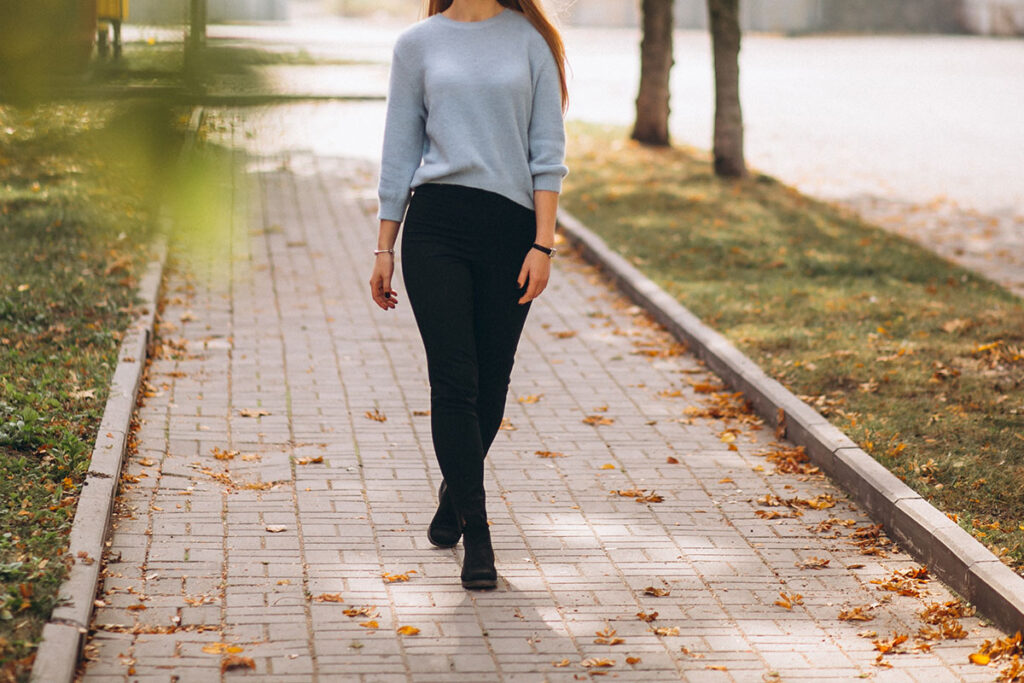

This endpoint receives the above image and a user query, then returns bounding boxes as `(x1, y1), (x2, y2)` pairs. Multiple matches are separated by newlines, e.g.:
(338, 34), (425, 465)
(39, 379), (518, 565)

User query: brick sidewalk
(81, 117), (1006, 682)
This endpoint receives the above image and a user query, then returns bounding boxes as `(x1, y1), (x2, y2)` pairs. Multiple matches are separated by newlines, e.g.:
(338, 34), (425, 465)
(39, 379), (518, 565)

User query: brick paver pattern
(82, 113), (1007, 682)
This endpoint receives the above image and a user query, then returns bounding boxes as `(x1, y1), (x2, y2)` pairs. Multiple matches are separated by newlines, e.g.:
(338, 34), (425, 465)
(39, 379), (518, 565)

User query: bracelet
(531, 243), (556, 258)
(374, 248), (394, 256)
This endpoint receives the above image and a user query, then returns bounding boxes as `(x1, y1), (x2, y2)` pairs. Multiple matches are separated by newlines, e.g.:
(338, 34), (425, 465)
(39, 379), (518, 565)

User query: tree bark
(632, 0), (674, 146)
(707, 0), (747, 177)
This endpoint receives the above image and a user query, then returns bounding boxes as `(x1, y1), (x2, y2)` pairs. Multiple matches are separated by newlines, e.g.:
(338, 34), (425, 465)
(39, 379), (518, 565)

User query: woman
(368, 0), (569, 590)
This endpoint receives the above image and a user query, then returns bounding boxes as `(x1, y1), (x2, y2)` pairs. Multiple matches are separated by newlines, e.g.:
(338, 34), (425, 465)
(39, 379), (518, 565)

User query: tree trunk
(707, 0), (747, 177)
(632, 0), (674, 146)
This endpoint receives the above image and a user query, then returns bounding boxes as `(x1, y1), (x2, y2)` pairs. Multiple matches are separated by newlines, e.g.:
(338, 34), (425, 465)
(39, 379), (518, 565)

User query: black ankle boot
(460, 522), (497, 590)
(427, 481), (461, 548)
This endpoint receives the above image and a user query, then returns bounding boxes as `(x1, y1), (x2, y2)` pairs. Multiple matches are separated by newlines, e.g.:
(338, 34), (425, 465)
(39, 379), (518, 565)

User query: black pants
(401, 183), (535, 527)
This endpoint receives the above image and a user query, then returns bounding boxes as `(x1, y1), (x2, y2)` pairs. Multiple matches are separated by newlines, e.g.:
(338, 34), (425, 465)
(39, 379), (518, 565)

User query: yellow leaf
(396, 625), (420, 635)
(968, 653), (990, 665)
(359, 620), (379, 629)
(706, 664), (728, 671)
(552, 659), (570, 667)
(518, 394), (543, 404)
(625, 656), (641, 665)
(202, 643), (244, 654)
(600, 463), (616, 470)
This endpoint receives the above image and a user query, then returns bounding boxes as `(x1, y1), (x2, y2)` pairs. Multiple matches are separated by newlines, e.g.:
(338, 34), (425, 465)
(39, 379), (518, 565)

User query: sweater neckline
(434, 8), (510, 27)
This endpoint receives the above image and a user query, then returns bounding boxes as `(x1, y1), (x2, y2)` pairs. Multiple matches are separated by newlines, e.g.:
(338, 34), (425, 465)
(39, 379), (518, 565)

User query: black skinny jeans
(401, 183), (535, 528)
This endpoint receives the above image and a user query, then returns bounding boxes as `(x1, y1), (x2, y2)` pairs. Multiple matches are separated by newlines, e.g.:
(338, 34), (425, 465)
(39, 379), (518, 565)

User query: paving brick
(79, 117), (1010, 682)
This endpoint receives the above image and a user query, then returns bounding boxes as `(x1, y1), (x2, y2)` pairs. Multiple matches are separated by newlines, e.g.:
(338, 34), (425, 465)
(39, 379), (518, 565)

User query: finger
(517, 262), (529, 289)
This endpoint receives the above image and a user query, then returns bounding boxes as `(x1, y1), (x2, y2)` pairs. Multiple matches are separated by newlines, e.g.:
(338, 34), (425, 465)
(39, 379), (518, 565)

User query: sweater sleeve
(528, 47), (569, 193)
(377, 36), (427, 222)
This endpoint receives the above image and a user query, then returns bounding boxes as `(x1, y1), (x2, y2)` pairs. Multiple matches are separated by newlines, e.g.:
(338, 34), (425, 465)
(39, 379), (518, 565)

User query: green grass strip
(562, 121), (1024, 573)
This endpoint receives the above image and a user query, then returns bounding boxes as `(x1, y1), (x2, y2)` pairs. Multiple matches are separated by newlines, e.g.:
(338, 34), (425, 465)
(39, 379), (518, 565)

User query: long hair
(424, 0), (569, 112)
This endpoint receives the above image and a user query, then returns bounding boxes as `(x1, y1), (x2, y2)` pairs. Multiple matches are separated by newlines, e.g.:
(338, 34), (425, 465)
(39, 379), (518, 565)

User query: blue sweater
(377, 9), (569, 223)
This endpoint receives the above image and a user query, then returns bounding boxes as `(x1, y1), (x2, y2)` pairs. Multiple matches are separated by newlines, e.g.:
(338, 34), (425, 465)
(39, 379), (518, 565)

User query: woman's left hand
(516, 248), (551, 304)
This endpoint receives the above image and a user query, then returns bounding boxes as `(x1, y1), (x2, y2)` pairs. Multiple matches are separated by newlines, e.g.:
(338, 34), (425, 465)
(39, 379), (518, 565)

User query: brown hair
(424, 0), (568, 111)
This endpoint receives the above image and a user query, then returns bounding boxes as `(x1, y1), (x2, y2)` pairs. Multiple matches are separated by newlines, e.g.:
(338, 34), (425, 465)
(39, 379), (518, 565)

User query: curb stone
(29, 244), (165, 683)
(29, 106), (204, 683)
(556, 206), (1024, 634)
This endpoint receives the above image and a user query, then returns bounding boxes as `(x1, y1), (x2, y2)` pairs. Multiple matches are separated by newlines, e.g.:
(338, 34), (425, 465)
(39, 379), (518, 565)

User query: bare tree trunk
(632, 0), (674, 146)
(708, 0), (747, 177)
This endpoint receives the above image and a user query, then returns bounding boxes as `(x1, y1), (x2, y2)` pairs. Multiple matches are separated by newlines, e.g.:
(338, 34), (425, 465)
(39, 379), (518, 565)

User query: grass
(0, 103), (174, 681)
(562, 121), (1024, 572)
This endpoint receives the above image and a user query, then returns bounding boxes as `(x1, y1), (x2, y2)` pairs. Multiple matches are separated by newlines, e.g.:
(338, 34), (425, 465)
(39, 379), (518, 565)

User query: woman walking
(368, 0), (568, 590)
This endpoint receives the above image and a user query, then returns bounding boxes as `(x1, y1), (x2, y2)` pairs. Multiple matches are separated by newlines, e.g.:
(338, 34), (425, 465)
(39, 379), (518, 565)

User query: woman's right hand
(369, 253), (398, 310)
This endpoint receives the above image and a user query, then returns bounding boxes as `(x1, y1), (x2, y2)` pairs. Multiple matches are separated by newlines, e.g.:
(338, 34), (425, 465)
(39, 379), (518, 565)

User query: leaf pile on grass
(0, 103), (160, 679)
(562, 122), (1024, 572)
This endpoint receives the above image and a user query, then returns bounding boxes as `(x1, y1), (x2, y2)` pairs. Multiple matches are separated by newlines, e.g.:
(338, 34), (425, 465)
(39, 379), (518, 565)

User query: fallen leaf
(211, 447), (237, 460)
(265, 525), (287, 533)
(343, 606), (378, 617)
(968, 653), (990, 665)
(643, 586), (670, 597)
(552, 658), (571, 667)
(364, 409), (387, 422)
(202, 643), (244, 654)
(774, 592), (804, 610)
(396, 625), (420, 635)
(381, 570), (416, 583)
(296, 456), (324, 465)
(600, 463), (616, 470)
(857, 630), (877, 638)
(536, 450), (566, 458)
(636, 611), (658, 622)
(625, 656), (641, 665)
(651, 626), (680, 636)
(312, 593), (345, 603)
(359, 620), (379, 629)
(238, 408), (270, 418)
(580, 658), (615, 668)
(839, 606), (874, 621)
(583, 415), (614, 426)
(795, 556), (830, 570)
(499, 417), (516, 430)
(221, 655), (255, 672)
(666, 456), (679, 464)
(552, 330), (577, 339)
(718, 477), (734, 484)
(706, 665), (727, 671)
(593, 627), (625, 645)
(518, 394), (543, 404)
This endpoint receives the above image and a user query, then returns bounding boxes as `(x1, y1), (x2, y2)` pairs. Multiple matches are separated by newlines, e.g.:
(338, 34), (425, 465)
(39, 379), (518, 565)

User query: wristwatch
(531, 243), (556, 258)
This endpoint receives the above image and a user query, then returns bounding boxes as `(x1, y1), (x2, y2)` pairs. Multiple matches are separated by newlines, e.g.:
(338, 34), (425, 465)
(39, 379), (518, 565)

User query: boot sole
(461, 577), (497, 590)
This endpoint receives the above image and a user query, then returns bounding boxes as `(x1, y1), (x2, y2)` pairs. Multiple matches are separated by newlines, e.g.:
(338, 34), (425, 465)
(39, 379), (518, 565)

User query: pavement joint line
(556, 206), (1024, 634)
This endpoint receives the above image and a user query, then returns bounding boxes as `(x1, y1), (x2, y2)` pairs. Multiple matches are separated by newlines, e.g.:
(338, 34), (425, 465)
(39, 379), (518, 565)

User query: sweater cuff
(377, 195), (410, 223)
(533, 172), (564, 194)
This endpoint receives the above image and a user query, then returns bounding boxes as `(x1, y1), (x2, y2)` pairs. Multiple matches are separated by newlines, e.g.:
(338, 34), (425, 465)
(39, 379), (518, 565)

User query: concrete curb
(30, 242), (166, 683)
(557, 207), (1024, 634)
(29, 106), (204, 683)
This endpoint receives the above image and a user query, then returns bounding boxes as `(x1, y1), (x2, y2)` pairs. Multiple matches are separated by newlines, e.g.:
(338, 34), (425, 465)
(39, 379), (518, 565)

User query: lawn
(0, 102), (173, 681)
(561, 122), (1024, 572)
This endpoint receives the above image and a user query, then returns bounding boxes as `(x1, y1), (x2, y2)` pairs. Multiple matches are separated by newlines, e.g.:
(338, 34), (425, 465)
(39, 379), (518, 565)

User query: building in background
(565, 0), (1023, 35)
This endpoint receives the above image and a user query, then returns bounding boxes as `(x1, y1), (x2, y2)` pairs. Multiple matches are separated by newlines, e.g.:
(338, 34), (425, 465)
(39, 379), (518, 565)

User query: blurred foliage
(563, 121), (1024, 573)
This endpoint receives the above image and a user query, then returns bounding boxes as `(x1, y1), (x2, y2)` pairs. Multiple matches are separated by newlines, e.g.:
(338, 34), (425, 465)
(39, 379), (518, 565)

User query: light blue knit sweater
(377, 9), (569, 223)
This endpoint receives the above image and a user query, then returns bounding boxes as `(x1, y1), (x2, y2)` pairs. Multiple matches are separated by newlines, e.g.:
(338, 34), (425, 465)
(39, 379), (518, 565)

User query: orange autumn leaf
(221, 655), (255, 672)
(666, 456), (679, 464)
(202, 643), (244, 654)
(583, 414), (614, 426)
(396, 625), (420, 635)
(626, 656), (641, 665)
(643, 586), (670, 597)
(968, 652), (990, 665)
(600, 463), (616, 470)
(359, 620), (379, 629)
(536, 450), (566, 458)
(364, 409), (387, 422)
